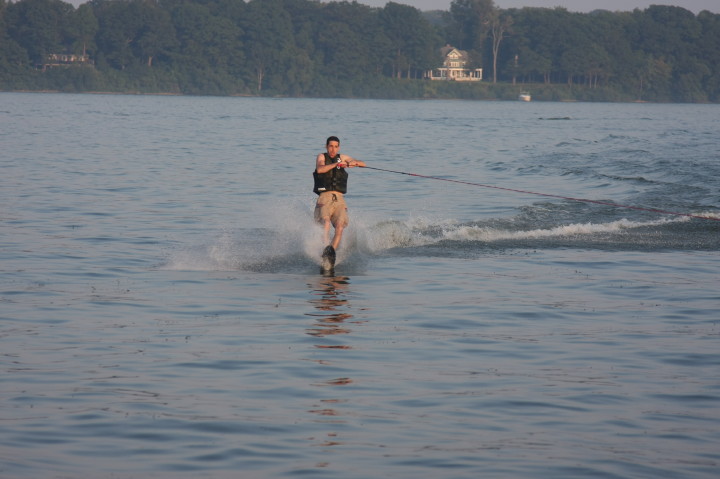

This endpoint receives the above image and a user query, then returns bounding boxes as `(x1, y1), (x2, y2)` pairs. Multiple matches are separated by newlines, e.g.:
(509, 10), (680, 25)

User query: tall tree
(67, 4), (98, 57)
(134, 1), (175, 67)
(0, 0), (31, 73)
(240, 0), (294, 92)
(697, 11), (720, 100)
(488, 8), (511, 83)
(6, 0), (74, 63)
(171, 2), (242, 72)
(380, 2), (440, 79)
(448, 0), (494, 56)
(92, 0), (175, 69)
(308, 0), (399, 96)
(633, 5), (701, 63)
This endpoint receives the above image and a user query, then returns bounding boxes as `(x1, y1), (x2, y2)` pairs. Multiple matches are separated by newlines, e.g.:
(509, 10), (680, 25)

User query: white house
(426, 46), (482, 82)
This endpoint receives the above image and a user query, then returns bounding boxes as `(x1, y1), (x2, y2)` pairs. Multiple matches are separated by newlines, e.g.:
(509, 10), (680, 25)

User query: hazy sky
(355, 0), (718, 14)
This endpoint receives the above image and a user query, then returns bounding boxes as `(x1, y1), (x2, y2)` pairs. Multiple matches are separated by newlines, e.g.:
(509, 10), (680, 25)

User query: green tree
(308, 0), (392, 97)
(633, 5), (701, 64)
(504, 7), (574, 84)
(92, 0), (176, 70)
(379, 2), (439, 79)
(135, 1), (175, 67)
(590, 11), (636, 91)
(240, 0), (295, 93)
(171, 2), (243, 72)
(512, 46), (551, 84)
(67, 4), (98, 57)
(488, 8), (511, 83)
(697, 11), (720, 101)
(632, 6), (704, 101)
(640, 56), (673, 101)
(0, 0), (31, 75)
(6, 0), (74, 63)
(448, 0), (494, 55)
(168, 1), (245, 94)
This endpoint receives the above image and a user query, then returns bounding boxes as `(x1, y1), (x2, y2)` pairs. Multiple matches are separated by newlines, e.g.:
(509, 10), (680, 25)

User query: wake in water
(161, 199), (371, 273)
(161, 199), (720, 272)
(370, 211), (719, 255)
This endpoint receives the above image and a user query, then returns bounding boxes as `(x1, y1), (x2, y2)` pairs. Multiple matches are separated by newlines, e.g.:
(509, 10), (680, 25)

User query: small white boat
(518, 91), (531, 102)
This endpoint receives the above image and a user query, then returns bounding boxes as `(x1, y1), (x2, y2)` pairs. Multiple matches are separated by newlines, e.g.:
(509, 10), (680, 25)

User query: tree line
(1, 0), (718, 102)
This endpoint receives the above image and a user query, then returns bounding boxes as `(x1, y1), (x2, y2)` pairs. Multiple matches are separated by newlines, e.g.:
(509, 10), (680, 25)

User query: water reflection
(304, 275), (360, 451)
(305, 275), (354, 340)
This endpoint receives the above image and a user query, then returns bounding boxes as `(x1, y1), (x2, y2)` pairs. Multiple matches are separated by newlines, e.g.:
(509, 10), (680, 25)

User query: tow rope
(361, 166), (720, 222)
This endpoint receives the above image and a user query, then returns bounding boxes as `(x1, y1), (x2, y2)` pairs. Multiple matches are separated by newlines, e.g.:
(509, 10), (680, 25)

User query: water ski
(320, 245), (336, 274)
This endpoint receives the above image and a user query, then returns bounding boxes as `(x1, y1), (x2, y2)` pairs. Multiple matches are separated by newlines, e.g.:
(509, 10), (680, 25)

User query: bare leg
(321, 218), (332, 246)
(331, 223), (345, 251)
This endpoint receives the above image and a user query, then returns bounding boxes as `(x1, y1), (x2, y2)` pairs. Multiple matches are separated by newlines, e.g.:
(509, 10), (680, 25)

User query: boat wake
(159, 201), (719, 272)
(361, 211), (719, 255)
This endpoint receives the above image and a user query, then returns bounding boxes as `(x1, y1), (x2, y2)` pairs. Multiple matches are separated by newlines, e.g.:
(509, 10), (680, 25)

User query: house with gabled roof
(425, 45), (482, 82)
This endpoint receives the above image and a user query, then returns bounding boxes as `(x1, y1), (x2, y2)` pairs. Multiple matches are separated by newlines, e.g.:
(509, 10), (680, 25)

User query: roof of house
(440, 45), (469, 62)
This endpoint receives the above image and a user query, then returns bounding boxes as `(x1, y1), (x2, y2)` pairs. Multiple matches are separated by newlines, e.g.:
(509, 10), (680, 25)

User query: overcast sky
(355, 0), (718, 14)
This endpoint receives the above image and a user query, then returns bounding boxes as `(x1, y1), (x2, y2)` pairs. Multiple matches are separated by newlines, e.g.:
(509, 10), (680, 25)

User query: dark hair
(326, 136), (340, 145)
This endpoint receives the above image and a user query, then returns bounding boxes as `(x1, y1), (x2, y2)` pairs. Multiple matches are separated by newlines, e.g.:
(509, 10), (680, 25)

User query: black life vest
(313, 153), (348, 195)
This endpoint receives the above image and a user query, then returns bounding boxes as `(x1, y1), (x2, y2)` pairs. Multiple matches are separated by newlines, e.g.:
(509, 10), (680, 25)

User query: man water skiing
(313, 136), (366, 272)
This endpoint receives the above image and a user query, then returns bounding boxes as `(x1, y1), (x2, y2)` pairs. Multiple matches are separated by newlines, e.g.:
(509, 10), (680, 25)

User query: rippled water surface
(1, 93), (719, 478)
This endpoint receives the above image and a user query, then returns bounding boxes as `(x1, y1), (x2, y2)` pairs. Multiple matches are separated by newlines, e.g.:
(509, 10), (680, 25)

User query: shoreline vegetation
(2, 0), (719, 103)
(0, 83), (674, 103)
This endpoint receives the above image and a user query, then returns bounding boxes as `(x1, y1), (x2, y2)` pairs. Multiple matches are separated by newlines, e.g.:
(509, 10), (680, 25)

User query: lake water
(1, 92), (719, 478)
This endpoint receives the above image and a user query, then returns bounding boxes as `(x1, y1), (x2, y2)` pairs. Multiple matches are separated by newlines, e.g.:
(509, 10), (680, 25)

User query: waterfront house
(425, 45), (482, 81)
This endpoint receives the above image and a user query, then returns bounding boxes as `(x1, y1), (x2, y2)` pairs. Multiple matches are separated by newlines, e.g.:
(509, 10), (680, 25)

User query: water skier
(313, 136), (366, 269)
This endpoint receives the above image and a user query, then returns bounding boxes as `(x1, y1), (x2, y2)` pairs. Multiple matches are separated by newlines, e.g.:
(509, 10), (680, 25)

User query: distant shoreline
(3, 88), (716, 104)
